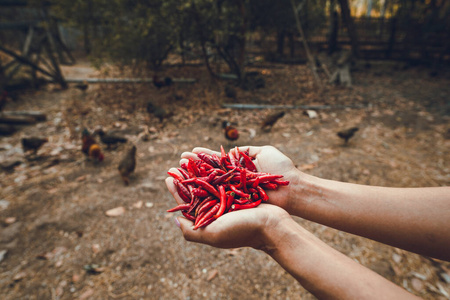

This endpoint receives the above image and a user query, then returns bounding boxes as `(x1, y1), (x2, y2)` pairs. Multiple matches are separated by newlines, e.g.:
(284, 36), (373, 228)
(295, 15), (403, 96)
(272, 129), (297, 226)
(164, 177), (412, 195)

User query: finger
(180, 151), (198, 160)
(191, 147), (221, 156)
(165, 177), (184, 205)
(177, 217), (206, 243)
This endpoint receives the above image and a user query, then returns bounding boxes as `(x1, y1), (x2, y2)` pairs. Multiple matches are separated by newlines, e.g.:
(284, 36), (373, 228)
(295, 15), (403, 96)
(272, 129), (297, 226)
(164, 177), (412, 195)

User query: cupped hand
(167, 175), (290, 249)
(180, 145), (302, 212)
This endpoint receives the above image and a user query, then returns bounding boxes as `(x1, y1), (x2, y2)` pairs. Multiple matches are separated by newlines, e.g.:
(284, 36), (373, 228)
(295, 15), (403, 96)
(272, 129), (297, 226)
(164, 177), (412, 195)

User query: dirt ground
(0, 57), (449, 300)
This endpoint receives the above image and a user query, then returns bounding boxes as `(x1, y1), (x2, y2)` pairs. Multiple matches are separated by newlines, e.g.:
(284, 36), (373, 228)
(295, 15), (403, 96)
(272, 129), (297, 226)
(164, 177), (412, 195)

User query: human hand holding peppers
(178, 146), (301, 213)
(167, 145), (450, 299)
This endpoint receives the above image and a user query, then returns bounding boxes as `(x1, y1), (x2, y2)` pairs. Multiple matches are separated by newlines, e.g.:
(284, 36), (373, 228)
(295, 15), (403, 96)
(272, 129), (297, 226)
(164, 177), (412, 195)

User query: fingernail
(174, 217), (181, 228)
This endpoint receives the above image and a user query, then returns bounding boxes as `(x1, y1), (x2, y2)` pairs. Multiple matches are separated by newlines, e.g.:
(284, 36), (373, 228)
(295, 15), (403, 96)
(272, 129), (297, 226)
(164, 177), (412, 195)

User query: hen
(95, 128), (127, 149)
(74, 81), (89, 91)
(153, 75), (173, 89)
(82, 128), (104, 161)
(146, 101), (173, 122)
(21, 137), (48, 155)
(261, 111), (285, 132)
(337, 127), (359, 144)
(222, 121), (239, 141)
(118, 145), (136, 185)
(88, 144), (105, 162)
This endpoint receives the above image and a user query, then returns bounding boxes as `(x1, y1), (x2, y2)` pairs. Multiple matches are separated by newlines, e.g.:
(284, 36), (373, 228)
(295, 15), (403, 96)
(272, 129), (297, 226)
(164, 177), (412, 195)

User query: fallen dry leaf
(13, 272), (26, 281)
(79, 288), (94, 300)
(105, 206), (125, 217)
(207, 269), (218, 281)
(133, 200), (143, 209)
(4, 217), (16, 225)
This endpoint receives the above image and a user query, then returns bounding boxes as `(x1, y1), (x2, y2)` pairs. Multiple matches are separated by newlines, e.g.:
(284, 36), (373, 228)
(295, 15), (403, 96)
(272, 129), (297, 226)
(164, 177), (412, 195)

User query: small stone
(0, 250), (7, 262)
(392, 253), (402, 263)
(105, 206), (125, 217)
(411, 278), (423, 291)
(133, 201), (143, 209)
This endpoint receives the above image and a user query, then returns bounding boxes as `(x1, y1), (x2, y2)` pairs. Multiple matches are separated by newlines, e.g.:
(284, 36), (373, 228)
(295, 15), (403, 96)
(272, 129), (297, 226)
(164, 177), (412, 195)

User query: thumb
(176, 216), (208, 244)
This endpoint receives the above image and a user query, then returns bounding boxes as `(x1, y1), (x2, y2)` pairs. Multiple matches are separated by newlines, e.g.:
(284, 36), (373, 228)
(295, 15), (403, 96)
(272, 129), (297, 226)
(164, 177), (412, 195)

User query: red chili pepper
(256, 186), (269, 201)
(174, 179), (191, 203)
(182, 211), (196, 221)
(251, 176), (260, 188)
(240, 152), (257, 172)
(214, 185), (227, 218)
(220, 145), (226, 159)
(167, 203), (191, 212)
(197, 152), (220, 169)
(233, 197), (251, 205)
(212, 168), (236, 186)
(271, 179), (290, 186)
(231, 199), (262, 211)
(226, 192), (235, 211)
(194, 179), (220, 198)
(194, 215), (216, 229)
(192, 188), (209, 198)
(168, 171), (185, 182)
(228, 152), (237, 167)
(261, 182), (278, 190)
(257, 174), (284, 183)
(194, 203), (219, 230)
(177, 168), (191, 179)
(187, 158), (199, 177)
(239, 168), (247, 192)
(188, 195), (201, 214)
(234, 146), (240, 161)
(229, 184), (250, 198)
(196, 198), (217, 217)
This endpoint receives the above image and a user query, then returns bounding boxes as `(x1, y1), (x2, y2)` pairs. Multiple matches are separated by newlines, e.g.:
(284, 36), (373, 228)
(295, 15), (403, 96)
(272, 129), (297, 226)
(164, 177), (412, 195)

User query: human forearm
(263, 217), (419, 300)
(285, 173), (450, 260)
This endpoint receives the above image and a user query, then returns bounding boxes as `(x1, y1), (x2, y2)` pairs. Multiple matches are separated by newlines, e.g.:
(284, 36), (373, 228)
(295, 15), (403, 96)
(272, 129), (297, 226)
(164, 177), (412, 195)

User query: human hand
(166, 173), (291, 249)
(180, 145), (302, 213)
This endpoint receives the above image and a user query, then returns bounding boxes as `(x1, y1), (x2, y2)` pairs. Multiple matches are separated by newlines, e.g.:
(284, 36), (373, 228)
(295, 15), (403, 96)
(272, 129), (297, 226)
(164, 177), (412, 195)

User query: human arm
(166, 174), (418, 299)
(184, 146), (450, 261)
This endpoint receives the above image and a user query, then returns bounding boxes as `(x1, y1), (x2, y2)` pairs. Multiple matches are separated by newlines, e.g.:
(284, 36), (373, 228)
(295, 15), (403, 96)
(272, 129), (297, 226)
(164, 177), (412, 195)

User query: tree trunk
(328, 0), (339, 55)
(337, 0), (360, 58)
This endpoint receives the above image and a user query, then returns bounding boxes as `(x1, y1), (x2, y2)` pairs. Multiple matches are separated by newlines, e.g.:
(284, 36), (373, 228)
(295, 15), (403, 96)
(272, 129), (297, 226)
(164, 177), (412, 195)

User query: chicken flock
(9, 76), (359, 187)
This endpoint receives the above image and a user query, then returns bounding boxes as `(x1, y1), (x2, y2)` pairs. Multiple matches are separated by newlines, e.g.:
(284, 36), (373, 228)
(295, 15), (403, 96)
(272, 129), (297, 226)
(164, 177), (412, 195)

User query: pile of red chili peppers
(167, 146), (289, 230)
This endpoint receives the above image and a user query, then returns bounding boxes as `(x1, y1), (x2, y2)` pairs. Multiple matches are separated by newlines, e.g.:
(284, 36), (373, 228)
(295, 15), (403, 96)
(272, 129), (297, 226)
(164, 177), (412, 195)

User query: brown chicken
(21, 137), (48, 155)
(146, 101), (174, 122)
(82, 128), (104, 161)
(261, 111), (285, 132)
(74, 81), (89, 91)
(95, 128), (127, 149)
(153, 75), (173, 89)
(222, 121), (239, 141)
(337, 127), (359, 144)
(82, 128), (96, 155)
(88, 144), (104, 162)
(118, 145), (136, 185)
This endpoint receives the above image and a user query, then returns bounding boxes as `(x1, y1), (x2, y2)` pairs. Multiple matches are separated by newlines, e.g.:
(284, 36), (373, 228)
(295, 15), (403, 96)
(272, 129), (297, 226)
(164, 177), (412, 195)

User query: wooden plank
(0, 115), (37, 125)
(65, 78), (197, 84)
(2, 111), (47, 122)
(222, 103), (367, 110)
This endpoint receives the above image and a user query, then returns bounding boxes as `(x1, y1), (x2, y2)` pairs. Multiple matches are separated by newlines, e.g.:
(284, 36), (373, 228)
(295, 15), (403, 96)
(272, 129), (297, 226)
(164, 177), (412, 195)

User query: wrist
(283, 170), (324, 217)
